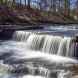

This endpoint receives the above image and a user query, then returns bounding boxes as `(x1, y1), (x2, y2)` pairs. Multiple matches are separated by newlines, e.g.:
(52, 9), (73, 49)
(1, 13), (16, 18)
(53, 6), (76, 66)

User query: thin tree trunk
(59, 0), (64, 13)
(53, 0), (56, 12)
(58, 0), (61, 12)
(12, 0), (15, 6)
(13, 0), (15, 3)
(20, 0), (21, 5)
(77, 0), (78, 9)
(50, 0), (53, 11)
(25, 0), (26, 6)
(68, 0), (70, 16)
(64, 0), (70, 16)
(39, 2), (42, 10)
(28, 0), (31, 8)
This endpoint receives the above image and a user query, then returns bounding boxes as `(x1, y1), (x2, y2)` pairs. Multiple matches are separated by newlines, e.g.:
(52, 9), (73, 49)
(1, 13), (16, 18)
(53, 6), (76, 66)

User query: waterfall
(42, 35), (62, 54)
(13, 31), (31, 41)
(0, 31), (77, 78)
(57, 37), (73, 57)
(12, 31), (74, 57)
(26, 34), (44, 50)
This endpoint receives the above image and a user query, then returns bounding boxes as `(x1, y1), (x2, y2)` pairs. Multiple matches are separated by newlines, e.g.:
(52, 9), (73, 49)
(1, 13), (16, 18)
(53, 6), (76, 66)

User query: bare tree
(39, 0), (42, 10)
(58, 0), (61, 12)
(59, 0), (65, 13)
(50, 0), (53, 11)
(13, 0), (15, 3)
(25, 0), (26, 6)
(20, 0), (22, 5)
(12, 0), (15, 6)
(53, 0), (56, 12)
(28, 0), (31, 8)
(64, 0), (70, 16)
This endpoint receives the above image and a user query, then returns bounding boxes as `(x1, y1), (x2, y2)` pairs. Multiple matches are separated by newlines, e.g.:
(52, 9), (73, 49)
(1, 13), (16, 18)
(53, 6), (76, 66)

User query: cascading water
(13, 31), (74, 57)
(26, 34), (44, 50)
(57, 37), (73, 57)
(0, 31), (78, 78)
(13, 31), (31, 41)
(41, 35), (62, 54)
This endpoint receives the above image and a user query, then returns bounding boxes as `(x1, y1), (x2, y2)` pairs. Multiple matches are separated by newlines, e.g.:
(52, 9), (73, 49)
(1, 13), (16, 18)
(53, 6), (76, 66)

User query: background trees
(0, 0), (78, 20)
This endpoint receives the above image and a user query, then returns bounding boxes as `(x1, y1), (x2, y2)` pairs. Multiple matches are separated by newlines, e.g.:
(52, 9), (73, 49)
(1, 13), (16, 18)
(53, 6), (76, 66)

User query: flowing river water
(0, 25), (78, 78)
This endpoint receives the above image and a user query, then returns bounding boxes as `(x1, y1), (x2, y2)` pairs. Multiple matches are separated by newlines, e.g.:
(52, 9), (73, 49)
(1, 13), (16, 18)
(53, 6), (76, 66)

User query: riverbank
(0, 5), (78, 25)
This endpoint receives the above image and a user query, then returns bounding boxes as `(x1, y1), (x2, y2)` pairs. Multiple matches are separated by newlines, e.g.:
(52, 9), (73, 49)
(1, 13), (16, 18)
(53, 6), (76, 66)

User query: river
(0, 25), (78, 78)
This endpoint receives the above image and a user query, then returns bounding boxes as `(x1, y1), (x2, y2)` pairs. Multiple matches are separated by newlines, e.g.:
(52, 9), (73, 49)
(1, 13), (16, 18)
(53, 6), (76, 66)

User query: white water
(0, 31), (78, 78)
(13, 31), (31, 41)
(12, 31), (74, 57)
(22, 75), (46, 78)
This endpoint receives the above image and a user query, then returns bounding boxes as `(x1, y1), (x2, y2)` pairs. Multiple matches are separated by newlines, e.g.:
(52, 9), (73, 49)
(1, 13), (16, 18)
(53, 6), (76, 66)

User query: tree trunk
(25, 0), (26, 6)
(77, 0), (78, 9)
(64, 0), (70, 16)
(13, 0), (15, 3)
(53, 0), (56, 12)
(50, 0), (53, 11)
(28, 0), (31, 8)
(58, 0), (61, 12)
(39, 2), (42, 10)
(20, 0), (21, 5)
